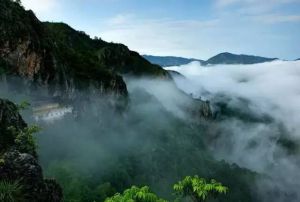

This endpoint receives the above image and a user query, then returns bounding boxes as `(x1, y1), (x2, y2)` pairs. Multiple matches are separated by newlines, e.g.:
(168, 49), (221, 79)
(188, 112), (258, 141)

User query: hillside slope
(0, 98), (63, 202)
(206, 52), (277, 65)
(144, 53), (277, 67)
(143, 55), (205, 67)
(0, 0), (168, 99)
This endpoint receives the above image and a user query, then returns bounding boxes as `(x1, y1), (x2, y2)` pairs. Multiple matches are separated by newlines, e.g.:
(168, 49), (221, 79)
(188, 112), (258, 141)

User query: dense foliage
(37, 89), (256, 202)
(43, 22), (167, 77)
(0, 98), (63, 201)
(9, 125), (40, 157)
(105, 186), (167, 202)
(0, 0), (168, 98)
(104, 176), (228, 202)
(173, 176), (228, 202)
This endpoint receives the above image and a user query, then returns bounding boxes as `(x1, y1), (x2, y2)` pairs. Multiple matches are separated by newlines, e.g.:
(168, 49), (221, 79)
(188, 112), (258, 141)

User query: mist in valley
(1, 60), (300, 202)
(167, 60), (300, 202)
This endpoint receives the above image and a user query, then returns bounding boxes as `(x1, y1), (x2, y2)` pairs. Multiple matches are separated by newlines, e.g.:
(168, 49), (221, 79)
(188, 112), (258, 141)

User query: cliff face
(0, 0), (172, 100)
(0, 98), (63, 202)
(0, 0), (213, 120)
(0, 0), (130, 98)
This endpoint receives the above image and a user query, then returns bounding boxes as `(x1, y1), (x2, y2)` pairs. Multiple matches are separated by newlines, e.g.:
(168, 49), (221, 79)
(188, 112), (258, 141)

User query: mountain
(296, 58), (300, 61)
(0, 98), (63, 202)
(143, 55), (205, 67)
(0, 0), (169, 99)
(206, 52), (277, 65)
(144, 53), (278, 67)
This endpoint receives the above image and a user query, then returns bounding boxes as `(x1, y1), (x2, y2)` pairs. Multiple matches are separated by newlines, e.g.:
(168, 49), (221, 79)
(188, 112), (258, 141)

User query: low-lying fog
(166, 60), (300, 134)
(1, 60), (300, 201)
(166, 60), (300, 201)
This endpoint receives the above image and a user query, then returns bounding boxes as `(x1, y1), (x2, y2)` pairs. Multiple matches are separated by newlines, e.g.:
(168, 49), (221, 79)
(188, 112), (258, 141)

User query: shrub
(173, 176), (228, 202)
(0, 180), (23, 202)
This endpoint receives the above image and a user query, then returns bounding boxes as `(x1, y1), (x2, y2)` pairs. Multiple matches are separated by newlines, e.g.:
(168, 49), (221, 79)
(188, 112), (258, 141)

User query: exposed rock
(0, 98), (26, 130)
(0, 98), (63, 202)
(0, 0), (170, 100)
(0, 98), (27, 152)
(0, 0), (211, 120)
(1, 39), (43, 79)
(0, 0), (128, 98)
(199, 100), (213, 118)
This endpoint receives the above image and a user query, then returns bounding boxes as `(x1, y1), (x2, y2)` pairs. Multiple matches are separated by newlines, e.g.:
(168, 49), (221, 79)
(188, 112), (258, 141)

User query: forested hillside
(0, 1), (276, 202)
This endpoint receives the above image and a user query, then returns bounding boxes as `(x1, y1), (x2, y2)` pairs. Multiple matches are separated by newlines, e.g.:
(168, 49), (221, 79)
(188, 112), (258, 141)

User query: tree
(13, 0), (21, 5)
(104, 186), (167, 202)
(16, 101), (30, 111)
(8, 125), (41, 157)
(173, 176), (228, 202)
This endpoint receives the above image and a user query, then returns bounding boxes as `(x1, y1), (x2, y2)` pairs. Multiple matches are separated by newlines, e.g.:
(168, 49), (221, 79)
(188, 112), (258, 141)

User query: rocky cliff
(0, 0), (169, 99)
(0, 98), (63, 202)
(0, 0), (213, 121)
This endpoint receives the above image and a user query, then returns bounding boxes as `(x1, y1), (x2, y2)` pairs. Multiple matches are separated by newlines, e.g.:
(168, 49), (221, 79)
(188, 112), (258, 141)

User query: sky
(21, 0), (300, 60)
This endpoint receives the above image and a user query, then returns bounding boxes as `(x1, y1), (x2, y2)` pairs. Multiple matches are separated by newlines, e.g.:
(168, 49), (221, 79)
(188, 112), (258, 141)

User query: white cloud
(216, 0), (299, 8)
(215, 0), (241, 8)
(167, 60), (300, 135)
(96, 15), (220, 59)
(254, 14), (300, 24)
(215, 0), (300, 15)
(107, 14), (135, 25)
(167, 60), (300, 201)
(22, 0), (59, 20)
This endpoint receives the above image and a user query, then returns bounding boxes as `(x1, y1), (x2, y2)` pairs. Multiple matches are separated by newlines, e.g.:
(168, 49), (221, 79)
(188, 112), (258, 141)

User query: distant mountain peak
(143, 55), (204, 67)
(143, 53), (278, 67)
(206, 52), (278, 65)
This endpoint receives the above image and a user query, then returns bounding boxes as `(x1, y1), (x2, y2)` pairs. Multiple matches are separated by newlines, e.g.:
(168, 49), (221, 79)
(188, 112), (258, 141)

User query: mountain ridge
(143, 55), (205, 67)
(0, 0), (169, 100)
(206, 52), (278, 65)
(144, 52), (278, 67)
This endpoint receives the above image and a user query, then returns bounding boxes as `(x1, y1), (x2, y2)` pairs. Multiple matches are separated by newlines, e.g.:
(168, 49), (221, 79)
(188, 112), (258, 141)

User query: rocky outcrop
(0, 0), (171, 100)
(0, 98), (26, 152)
(0, 98), (63, 202)
(0, 0), (128, 98)
(0, 0), (212, 120)
(0, 40), (43, 79)
(198, 100), (213, 118)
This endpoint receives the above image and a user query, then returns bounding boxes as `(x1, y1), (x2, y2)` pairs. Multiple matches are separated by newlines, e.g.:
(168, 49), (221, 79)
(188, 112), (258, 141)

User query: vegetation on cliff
(0, 1), (262, 202)
(0, 98), (63, 202)
(0, 0), (168, 98)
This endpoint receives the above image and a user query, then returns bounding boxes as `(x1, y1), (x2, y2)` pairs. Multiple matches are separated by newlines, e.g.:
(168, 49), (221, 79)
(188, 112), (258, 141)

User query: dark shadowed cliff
(0, 98), (63, 202)
(0, 0), (169, 99)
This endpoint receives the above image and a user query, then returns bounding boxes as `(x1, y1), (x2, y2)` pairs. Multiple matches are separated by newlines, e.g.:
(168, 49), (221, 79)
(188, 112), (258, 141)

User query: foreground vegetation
(105, 176), (228, 202)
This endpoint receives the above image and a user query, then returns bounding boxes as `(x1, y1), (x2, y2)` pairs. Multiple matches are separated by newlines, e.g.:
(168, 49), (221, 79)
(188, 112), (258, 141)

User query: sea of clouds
(166, 60), (300, 201)
(166, 60), (300, 136)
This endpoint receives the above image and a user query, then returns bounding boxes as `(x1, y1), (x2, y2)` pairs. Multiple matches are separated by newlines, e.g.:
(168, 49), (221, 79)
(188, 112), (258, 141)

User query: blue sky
(22, 0), (300, 60)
